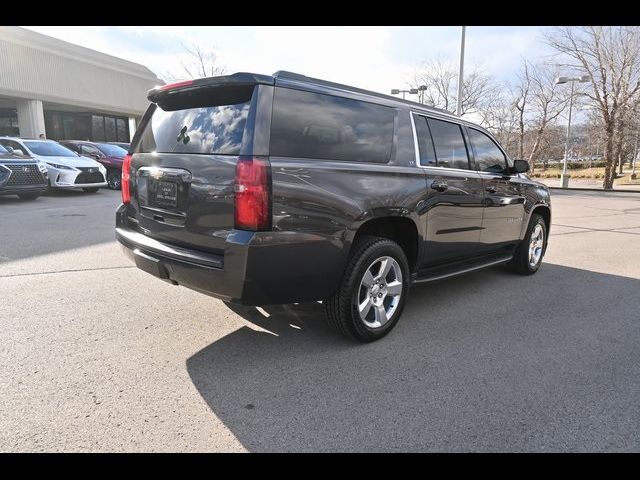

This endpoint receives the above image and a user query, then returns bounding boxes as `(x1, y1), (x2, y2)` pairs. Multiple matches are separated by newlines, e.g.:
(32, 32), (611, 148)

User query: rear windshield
(137, 85), (254, 155)
(270, 88), (395, 163)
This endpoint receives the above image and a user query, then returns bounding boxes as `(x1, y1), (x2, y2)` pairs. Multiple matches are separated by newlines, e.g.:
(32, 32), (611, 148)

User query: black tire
(107, 169), (121, 190)
(508, 213), (547, 275)
(18, 193), (40, 200)
(83, 187), (99, 193)
(324, 236), (410, 342)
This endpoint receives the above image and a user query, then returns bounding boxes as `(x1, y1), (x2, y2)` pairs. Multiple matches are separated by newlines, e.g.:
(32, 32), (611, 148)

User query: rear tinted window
(427, 118), (470, 170)
(270, 88), (395, 163)
(413, 114), (437, 166)
(138, 86), (254, 155)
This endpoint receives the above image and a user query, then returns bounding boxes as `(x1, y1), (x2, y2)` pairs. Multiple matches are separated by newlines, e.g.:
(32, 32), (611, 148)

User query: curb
(547, 186), (640, 193)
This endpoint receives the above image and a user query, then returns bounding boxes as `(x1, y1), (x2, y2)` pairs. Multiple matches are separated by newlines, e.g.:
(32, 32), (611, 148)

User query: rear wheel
(18, 193), (40, 200)
(83, 187), (99, 193)
(107, 169), (121, 190)
(508, 213), (547, 275)
(324, 236), (409, 342)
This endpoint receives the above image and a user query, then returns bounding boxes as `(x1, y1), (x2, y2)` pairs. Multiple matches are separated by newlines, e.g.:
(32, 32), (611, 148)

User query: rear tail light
(121, 154), (132, 204)
(234, 156), (271, 231)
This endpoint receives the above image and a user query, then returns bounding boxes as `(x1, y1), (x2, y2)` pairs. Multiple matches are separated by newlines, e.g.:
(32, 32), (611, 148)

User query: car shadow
(187, 263), (640, 452)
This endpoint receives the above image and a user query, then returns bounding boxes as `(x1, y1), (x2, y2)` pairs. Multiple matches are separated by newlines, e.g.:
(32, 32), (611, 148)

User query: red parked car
(59, 140), (127, 190)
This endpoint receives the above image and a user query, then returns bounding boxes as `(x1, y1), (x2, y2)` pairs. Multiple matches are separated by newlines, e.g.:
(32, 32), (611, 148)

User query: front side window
(63, 143), (80, 153)
(270, 88), (395, 163)
(468, 128), (507, 173)
(81, 145), (101, 156)
(427, 118), (470, 170)
(96, 143), (127, 157)
(0, 140), (27, 155)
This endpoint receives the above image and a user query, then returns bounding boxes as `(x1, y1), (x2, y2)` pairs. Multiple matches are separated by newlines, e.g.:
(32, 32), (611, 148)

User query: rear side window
(413, 114), (437, 166)
(270, 88), (395, 163)
(427, 118), (470, 170)
(468, 128), (507, 173)
(138, 86), (254, 155)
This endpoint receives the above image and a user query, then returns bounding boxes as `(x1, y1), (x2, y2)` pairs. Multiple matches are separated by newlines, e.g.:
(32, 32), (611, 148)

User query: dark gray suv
(116, 71), (551, 342)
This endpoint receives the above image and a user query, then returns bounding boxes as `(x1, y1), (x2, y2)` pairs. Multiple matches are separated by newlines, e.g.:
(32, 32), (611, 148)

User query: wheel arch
(524, 204), (551, 240)
(348, 216), (420, 273)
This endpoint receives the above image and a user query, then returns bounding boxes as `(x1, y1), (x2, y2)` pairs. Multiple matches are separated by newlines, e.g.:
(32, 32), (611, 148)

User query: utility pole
(555, 75), (589, 188)
(456, 26), (466, 116)
(632, 130), (639, 179)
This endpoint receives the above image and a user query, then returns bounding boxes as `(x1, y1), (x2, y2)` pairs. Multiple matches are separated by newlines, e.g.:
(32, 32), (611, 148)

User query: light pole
(390, 88), (419, 100)
(456, 26), (466, 116)
(417, 85), (427, 104)
(555, 75), (590, 188)
(632, 130), (638, 180)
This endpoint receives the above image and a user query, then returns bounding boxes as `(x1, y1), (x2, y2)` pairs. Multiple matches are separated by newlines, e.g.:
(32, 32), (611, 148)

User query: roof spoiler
(147, 72), (275, 102)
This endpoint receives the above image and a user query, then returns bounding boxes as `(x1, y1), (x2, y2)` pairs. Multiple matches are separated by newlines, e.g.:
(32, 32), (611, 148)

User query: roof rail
(272, 70), (456, 118)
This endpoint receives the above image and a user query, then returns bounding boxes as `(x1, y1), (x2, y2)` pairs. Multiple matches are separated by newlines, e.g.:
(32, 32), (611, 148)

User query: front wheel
(107, 169), (121, 190)
(83, 187), (99, 193)
(508, 213), (547, 275)
(324, 237), (409, 342)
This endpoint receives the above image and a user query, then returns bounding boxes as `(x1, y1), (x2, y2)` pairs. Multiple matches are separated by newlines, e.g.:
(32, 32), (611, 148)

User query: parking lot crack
(0, 265), (135, 278)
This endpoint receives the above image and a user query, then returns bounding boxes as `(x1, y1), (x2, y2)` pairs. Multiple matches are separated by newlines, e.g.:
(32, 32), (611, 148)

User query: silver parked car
(0, 137), (107, 192)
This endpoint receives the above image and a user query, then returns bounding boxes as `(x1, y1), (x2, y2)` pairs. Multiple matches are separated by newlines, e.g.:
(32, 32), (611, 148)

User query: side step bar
(413, 255), (513, 284)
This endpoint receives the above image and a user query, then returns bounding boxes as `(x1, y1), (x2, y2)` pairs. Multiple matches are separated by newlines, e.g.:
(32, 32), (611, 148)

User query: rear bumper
(115, 205), (345, 305)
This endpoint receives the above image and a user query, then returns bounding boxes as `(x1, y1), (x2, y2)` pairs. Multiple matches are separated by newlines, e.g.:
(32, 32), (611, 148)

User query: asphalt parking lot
(1, 188), (640, 452)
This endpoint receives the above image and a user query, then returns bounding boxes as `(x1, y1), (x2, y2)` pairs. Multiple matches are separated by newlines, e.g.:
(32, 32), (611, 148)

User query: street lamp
(456, 26), (466, 116)
(632, 130), (638, 180)
(390, 88), (419, 100)
(555, 74), (590, 188)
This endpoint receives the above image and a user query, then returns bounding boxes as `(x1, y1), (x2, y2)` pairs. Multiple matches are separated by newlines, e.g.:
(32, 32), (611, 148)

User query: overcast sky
(22, 26), (555, 95)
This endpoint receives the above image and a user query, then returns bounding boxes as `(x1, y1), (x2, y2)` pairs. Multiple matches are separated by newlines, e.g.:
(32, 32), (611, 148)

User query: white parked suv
(0, 137), (107, 192)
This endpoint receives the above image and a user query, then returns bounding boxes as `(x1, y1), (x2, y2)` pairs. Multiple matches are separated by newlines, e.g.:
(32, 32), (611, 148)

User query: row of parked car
(0, 136), (129, 201)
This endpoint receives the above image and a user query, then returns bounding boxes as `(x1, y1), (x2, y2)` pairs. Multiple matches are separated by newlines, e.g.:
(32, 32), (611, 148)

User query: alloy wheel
(356, 256), (403, 328)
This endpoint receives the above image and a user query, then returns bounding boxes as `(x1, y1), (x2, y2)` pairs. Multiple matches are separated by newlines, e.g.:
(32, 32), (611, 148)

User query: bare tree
(410, 60), (502, 125)
(546, 26), (640, 190)
(165, 43), (226, 81)
(513, 61), (531, 161)
(525, 62), (570, 172)
(484, 96), (519, 157)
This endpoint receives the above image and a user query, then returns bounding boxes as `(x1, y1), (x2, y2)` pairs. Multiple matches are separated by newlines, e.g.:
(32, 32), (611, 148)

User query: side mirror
(513, 159), (529, 174)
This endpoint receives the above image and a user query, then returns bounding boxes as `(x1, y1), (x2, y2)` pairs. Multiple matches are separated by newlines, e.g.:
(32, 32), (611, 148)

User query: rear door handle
(431, 180), (448, 192)
(486, 186), (497, 194)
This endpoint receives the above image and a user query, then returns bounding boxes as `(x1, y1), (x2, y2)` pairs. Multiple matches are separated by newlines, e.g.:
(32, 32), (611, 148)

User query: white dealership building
(0, 26), (162, 142)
